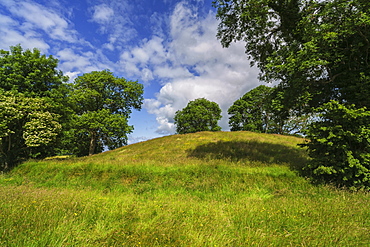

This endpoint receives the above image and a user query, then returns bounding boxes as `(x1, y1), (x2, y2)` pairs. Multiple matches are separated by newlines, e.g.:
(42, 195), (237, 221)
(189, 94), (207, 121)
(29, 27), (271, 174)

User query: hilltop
(5, 131), (309, 189)
(1, 131), (369, 246)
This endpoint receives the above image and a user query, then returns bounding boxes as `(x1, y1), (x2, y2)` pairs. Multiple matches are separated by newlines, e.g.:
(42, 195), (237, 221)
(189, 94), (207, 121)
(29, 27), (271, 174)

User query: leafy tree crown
(174, 98), (222, 134)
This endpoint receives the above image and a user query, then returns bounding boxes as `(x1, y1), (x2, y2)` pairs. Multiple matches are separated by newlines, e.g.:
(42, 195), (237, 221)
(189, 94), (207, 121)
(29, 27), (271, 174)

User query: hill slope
(1, 131), (369, 246)
(90, 130), (308, 167)
(5, 131), (309, 190)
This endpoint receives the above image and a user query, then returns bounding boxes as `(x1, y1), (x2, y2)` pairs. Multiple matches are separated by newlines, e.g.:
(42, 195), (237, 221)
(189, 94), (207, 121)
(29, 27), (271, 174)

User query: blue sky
(0, 0), (262, 144)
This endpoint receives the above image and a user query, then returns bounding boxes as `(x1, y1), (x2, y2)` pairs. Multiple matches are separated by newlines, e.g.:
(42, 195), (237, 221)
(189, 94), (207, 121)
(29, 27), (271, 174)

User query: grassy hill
(1, 131), (369, 246)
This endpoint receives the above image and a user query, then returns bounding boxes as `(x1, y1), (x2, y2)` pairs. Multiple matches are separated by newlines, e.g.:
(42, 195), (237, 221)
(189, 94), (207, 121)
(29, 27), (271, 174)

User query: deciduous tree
(228, 85), (273, 132)
(214, 0), (370, 109)
(0, 91), (62, 170)
(0, 45), (69, 169)
(303, 101), (370, 190)
(68, 70), (144, 156)
(229, 85), (313, 135)
(174, 98), (222, 134)
(0, 44), (68, 97)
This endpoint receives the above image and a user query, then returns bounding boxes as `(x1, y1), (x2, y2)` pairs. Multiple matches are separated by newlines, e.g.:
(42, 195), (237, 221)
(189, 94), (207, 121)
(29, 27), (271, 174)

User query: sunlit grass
(1, 131), (369, 246)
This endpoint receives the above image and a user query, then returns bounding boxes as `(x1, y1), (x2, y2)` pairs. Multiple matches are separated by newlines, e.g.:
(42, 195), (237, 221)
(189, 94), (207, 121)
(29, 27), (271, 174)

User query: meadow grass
(1, 131), (369, 246)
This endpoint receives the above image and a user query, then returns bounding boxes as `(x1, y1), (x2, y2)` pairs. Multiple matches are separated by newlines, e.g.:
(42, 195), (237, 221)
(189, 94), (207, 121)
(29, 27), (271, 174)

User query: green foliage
(68, 70), (144, 156)
(174, 98), (222, 134)
(0, 44), (68, 97)
(229, 85), (314, 135)
(214, 0), (370, 109)
(303, 101), (370, 190)
(228, 85), (273, 132)
(0, 45), (70, 169)
(0, 45), (145, 166)
(0, 91), (62, 169)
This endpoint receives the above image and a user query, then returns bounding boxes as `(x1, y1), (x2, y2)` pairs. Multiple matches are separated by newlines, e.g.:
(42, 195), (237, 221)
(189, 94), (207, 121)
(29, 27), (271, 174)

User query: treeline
(0, 45), (143, 170)
(174, 85), (313, 136)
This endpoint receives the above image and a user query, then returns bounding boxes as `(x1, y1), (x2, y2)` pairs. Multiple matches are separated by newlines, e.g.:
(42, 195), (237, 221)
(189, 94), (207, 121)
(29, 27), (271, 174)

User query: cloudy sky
(0, 0), (262, 144)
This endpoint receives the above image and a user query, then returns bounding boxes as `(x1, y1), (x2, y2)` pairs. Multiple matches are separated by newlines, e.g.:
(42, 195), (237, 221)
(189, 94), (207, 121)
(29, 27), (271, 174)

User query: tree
(68, 70), (144, 156)
(214, 0), (370, 109)
(229, 85), (313, 135)
(0, 45), (69, 170)
(174, 98), (222, 134)
(302, 101), (370, 190)
(0, 91), (62, 170)
(228, 85), (273, 132)
(0, 44), (68, 97)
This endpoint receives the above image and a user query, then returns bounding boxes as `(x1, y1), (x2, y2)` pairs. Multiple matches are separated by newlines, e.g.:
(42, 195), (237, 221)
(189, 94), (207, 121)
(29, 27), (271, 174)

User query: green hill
(1, 131), (369, 246)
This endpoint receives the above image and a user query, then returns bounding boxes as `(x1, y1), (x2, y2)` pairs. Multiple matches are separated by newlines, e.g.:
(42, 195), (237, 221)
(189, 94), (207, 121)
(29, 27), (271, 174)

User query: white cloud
(154, 66), (192, 80)
(91, 4), (114, 24)
(0, 13), (50, 52)
(88, 1), (138, 51)
(120, 1), (261, 134)
(1, 0), (78, 43)
(56, 48), (115, 81)
(119, 35), (169, 82)
(0, 0), (262, 137)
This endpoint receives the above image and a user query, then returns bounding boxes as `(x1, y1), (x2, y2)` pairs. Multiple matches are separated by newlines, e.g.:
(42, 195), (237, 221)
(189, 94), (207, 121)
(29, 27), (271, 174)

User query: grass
(1, 131), (369, 246)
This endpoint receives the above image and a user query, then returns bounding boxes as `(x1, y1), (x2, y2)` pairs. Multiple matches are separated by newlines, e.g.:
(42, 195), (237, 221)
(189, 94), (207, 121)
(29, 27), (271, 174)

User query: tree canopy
(229, 85), (314, 135)
(303, 101), (370, 190)
(228, 85), (273, 132)
(0, 44), (68, 97)
(214, 0), (370, 109)
(174, 98), (222, 134)
(0, 45), (68, 169)
(68, 70), (144, 156)
(0, 91), (62, 169)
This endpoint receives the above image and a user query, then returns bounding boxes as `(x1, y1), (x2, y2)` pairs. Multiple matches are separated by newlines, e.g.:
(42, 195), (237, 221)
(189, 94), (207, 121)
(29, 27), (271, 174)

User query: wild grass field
(1, 131), (369, 246)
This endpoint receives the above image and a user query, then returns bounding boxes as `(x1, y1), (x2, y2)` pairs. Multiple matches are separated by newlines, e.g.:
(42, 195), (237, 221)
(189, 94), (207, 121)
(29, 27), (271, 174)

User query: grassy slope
(1, 131), (369, 246)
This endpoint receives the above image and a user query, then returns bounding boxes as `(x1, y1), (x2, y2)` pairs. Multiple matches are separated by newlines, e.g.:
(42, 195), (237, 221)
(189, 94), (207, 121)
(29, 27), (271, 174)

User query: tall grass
(1, 131), (369, 246)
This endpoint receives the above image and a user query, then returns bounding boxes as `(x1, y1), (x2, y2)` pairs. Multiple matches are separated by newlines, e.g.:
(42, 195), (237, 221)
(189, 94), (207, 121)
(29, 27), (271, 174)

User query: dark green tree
(0, 45), (69, 169)
(68, 70), (144, 156)
(228, 85), (273, 132)
(174, 98), (222, 134)
(303, 101), (370, 190)
(214, 0), (370, 109)
(229, 85), (313, 135)
(0, 44), (68, 97)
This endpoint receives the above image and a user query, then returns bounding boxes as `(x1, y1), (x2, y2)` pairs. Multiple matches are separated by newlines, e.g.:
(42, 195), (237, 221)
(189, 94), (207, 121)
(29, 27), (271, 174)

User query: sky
(0, 0), (263, 144)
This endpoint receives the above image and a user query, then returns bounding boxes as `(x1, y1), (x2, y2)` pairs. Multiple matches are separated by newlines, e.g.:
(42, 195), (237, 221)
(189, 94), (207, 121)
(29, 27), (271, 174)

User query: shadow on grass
(187, 140), (309, 171)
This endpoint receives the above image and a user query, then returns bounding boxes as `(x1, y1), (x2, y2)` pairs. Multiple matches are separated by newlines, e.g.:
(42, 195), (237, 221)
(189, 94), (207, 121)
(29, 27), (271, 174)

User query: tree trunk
(89, 131), (97, 156)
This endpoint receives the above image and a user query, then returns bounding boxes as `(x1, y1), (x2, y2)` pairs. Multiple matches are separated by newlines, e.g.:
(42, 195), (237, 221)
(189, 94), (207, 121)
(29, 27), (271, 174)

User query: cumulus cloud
(120, 1), (261, 134)
(0, 0), (78, 44)
(56, 48), (116, 81)
(0, 0), (115, 82)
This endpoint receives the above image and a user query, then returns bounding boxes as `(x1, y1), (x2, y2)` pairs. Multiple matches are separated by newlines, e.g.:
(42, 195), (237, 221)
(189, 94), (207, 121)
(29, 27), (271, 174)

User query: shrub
(303, 101), (370, 190)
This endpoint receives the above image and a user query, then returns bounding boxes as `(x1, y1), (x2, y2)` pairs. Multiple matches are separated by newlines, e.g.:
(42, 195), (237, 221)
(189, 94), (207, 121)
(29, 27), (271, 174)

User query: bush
(303, 101), (370, 190)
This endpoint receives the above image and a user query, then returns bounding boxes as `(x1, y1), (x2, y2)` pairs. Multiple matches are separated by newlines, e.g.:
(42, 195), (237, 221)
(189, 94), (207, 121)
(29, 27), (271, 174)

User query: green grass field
(1, 131), (369, 246)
